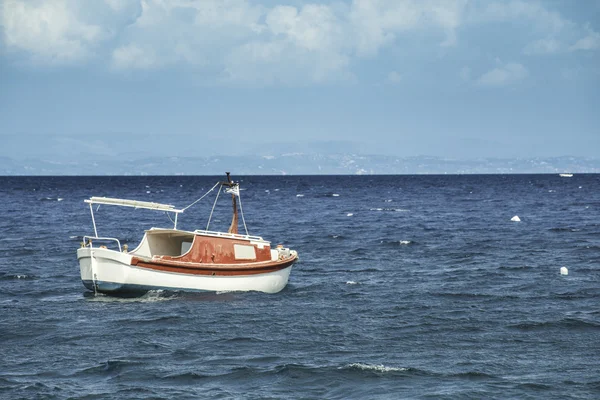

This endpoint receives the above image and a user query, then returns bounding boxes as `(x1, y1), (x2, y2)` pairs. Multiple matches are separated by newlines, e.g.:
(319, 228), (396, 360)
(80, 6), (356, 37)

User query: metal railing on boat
(83, 235), (122, 252)
(193, 230), (266, 242)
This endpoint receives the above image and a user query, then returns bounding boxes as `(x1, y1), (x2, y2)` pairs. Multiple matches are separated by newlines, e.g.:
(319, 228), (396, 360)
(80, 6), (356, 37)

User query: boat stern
(77, 247), (134, 292)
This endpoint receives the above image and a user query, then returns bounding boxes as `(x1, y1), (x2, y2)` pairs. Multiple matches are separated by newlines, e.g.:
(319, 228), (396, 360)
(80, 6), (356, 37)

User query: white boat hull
(77, 248), (292, 294)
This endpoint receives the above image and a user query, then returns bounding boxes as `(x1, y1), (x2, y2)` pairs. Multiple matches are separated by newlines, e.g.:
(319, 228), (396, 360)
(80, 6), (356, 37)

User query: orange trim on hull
(130, 255), (297, 276)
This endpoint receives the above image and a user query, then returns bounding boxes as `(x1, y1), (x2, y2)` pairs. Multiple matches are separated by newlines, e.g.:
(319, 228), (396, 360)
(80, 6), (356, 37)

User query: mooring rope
(206, 184), (222, 230)
(238, 189), (249, 236)
(175, 179), (250, 235)
(183, 181), (221, 211)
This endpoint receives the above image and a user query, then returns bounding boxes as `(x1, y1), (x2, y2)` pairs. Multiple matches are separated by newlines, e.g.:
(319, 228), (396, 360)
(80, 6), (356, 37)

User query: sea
(0, 174), (599, 399)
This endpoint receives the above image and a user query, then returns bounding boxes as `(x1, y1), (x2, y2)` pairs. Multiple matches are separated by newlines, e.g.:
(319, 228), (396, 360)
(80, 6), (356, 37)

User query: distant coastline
(1, 155), (598, 176)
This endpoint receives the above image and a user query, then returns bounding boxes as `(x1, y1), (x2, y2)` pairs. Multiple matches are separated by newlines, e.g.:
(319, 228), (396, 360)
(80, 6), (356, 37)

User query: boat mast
(225, 172), (239, 234)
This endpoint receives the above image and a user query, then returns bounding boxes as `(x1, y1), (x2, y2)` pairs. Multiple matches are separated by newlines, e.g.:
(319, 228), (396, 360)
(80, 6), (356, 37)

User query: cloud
(523, 38), (561, 55)
(111, 44), (156, 69)
(350, 0), (466, 55)
(570, 27), (600, 51)
(477, 62), (528, 87)
(470, 0), (569, 33)
(220, 3), (353, 84)
(475, 1), (600, 57)
(0, 0), (597, 85)
(1, 0), (102, 64)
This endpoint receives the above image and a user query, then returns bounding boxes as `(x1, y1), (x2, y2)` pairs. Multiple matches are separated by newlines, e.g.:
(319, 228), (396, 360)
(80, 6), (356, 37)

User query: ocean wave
(548, 227), (581, 232)
(77, 359), (143, 376)
(380, 240), (414, 246)
(38, 197), (64, 202)
(0, 273), (39, 281)
(497, 265), (535, 271)
(508, 318), (600, 331)
(516, 382), (553, 391)
(85, 290), (179, 303)
(159, 371), (211, 382)
(349, 247), (370, 255)
(219, 336), (268, 344)
(448, 371), (497, 380)
(343, 363), (410, 373)
(0, 237), (26, 242)
(434, 292), (520, 300)
(369, 208), (409, 212)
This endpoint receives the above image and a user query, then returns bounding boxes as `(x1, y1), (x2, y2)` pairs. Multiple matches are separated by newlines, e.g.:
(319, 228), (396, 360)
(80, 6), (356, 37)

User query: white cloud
(470, 0), (569, 33)
(111, 44), (156, 69)
(477, 62), (528, 87)
(1, 0), (142, 64)
(570, 27), (600, 51)
(523, 38), (561, 55)
(350, 0), (467, 55)
(266, 4), (346, 53)
(0, 0), (597, 85)
(1, 0), (102, 64)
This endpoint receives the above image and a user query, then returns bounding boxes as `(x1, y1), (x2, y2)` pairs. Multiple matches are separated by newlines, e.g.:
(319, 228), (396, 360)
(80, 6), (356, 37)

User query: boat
(559, 173), (573, 178)
(76, 173), (298, 295)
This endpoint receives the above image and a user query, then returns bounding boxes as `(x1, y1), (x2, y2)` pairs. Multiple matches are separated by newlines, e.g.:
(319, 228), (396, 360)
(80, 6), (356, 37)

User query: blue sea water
(0, 174), (599, 399)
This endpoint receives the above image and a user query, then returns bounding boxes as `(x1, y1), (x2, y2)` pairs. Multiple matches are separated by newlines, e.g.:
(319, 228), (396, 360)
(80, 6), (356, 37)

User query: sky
(0, 0), (599, 160)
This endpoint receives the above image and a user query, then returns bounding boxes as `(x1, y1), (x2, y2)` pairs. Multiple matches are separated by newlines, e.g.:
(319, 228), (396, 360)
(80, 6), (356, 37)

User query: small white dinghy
(77, 173), (298, 295)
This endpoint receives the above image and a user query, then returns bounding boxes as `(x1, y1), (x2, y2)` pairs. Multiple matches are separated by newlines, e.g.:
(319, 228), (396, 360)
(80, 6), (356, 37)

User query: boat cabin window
(181, 241), (193, 255)
(234, 244), (256, 260)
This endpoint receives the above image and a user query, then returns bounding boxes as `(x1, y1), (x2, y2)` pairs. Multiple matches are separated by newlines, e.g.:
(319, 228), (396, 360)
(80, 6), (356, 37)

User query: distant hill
(1, 154), (598, 175)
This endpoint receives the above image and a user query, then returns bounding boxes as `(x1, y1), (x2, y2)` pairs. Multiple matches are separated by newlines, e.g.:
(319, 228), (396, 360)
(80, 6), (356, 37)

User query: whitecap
(87, 290), (176, 303)
(346, 281), (358, 285)
(296, 194), (304, 197)
(332, 194), (340, 197)
(399, 240), (411, 245)
(344, 363), (408, 373)
(57, 198), (64, 201)
(385, 199), (392, 202)
(146, 191), (151, 194)
(347, 213), (353, 217)
(0, 237), (25, 242)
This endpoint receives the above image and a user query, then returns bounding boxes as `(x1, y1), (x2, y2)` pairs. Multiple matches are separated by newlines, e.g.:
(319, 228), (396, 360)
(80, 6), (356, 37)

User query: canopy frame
(84, 197), (184, 237)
